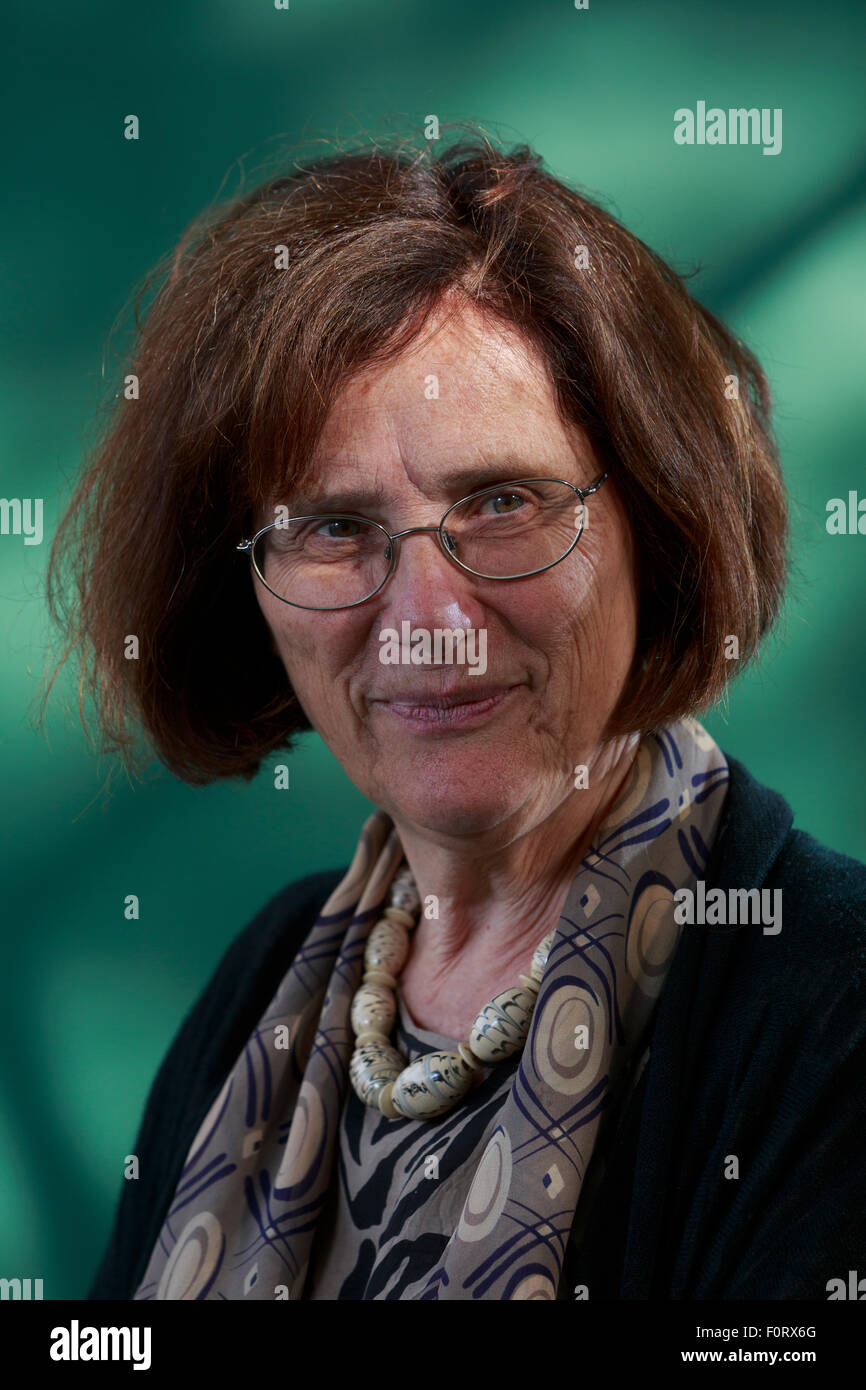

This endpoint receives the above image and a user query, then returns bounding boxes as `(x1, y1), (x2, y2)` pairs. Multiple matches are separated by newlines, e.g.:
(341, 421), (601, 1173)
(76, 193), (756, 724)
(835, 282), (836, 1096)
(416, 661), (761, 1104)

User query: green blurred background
(2, 0), (864, 1299)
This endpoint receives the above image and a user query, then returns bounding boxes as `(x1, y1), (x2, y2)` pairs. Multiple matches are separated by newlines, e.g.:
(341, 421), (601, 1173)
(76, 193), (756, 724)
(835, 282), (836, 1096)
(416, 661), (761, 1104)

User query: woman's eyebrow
(288, 460), (554, 514)
(288, 481), (389, 514)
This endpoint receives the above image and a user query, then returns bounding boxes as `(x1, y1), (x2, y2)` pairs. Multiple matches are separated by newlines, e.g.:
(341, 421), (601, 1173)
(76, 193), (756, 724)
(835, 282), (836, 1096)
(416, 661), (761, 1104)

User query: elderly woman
(53, 136), (865, 1301)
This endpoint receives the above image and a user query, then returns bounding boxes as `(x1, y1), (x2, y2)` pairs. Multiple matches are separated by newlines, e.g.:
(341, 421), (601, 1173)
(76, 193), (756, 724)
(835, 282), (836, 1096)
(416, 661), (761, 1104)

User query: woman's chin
(375, 757), (531, 836)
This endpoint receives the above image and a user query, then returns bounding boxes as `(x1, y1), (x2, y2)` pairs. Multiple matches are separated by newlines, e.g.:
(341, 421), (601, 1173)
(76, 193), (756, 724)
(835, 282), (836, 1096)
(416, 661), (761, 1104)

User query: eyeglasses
(237, 472), (609, 611)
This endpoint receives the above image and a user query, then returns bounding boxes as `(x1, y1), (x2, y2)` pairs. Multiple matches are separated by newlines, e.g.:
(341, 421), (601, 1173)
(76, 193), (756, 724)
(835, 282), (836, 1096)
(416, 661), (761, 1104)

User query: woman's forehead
(259, 343), (571, 504)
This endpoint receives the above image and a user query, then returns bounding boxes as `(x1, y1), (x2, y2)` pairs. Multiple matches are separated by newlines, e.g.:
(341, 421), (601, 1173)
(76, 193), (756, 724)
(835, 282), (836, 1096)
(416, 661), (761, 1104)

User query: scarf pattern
(134, 716), (728, 1300)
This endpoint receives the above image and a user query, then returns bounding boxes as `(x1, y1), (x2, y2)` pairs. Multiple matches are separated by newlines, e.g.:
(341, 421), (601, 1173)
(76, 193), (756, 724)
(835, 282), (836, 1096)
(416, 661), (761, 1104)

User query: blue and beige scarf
(134, 716), (729, 1300)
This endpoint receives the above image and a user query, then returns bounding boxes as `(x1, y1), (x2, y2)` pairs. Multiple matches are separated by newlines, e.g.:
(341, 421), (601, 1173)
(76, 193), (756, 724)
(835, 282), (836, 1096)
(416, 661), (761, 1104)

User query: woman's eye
(486, 492), (524, 514)
(316, 519), (360, 537)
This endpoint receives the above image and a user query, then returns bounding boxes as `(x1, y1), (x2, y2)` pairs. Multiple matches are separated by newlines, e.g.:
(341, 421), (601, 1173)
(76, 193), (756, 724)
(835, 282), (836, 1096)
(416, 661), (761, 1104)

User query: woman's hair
(45, 127), (788, 784)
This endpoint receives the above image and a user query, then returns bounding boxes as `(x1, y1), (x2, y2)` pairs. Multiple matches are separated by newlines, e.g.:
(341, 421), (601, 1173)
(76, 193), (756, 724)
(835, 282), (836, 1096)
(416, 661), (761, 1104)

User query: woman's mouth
(371, 684), (522, 732)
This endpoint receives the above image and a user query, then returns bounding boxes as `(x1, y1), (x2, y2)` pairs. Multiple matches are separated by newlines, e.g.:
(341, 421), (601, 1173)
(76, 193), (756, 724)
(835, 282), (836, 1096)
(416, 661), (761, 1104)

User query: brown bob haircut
(46, 127), (787, 785)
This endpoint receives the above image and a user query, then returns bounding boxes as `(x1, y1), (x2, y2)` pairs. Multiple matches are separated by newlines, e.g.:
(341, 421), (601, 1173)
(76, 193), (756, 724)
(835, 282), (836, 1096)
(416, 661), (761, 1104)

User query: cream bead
(389, 872), (420, 916)
(377, 1082), (401, 1118)
(349, 1039), (404, 1108)
(468, 986), (537, 1063)
(364, 918), (410, 976)
(530, 929), (557, 982)
(363, 967), (397, 989)
(350, 981), (395, 1040)
(390, 1050), (477, 1120)
(346, 865), (557, 1121)
(383, 906), (415, 929)
(354, 1027), (392, 1046)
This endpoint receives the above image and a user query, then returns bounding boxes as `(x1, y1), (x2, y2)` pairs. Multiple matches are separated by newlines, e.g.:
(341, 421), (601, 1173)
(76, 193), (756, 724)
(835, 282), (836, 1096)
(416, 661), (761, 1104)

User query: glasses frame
(236, 471), (609, 611)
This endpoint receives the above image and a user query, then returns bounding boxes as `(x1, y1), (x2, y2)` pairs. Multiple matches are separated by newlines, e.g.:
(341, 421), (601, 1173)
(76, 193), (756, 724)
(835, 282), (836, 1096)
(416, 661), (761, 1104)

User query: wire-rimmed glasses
(237, 472), (609, 611)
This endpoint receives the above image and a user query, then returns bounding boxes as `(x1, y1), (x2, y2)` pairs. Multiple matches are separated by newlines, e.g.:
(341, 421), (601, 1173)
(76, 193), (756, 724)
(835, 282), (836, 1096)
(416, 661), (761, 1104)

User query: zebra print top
(305, 989), (649, 1300)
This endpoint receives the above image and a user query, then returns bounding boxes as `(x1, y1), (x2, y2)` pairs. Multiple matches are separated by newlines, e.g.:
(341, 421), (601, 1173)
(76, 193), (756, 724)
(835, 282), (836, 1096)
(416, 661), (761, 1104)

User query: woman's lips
(372, 684), (522, 731)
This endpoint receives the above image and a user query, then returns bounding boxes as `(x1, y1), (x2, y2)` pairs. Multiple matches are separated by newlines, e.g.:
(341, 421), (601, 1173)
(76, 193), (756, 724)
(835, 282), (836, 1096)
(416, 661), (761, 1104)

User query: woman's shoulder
(638, 765), (866, 1298)
(749, 824), (866, 1027)
(86, 865), (346, 1298)
(685, 755), (866, 1047)
(720, 754), (866, 942)
(773, 823), (866, 919)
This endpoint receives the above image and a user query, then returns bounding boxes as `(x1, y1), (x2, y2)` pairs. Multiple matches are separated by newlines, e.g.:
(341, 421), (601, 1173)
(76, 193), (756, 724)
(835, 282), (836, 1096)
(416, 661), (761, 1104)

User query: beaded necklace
(349, 862), (555, 1121)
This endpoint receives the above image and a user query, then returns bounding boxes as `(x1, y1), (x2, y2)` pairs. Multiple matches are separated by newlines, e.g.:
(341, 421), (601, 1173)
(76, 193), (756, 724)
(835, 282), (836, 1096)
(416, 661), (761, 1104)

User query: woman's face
(254, 300), (639, 841)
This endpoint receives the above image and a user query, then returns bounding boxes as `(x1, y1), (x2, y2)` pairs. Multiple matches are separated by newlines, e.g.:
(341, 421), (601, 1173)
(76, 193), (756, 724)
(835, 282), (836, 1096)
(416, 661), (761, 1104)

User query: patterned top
(305, 992), (650, 1299)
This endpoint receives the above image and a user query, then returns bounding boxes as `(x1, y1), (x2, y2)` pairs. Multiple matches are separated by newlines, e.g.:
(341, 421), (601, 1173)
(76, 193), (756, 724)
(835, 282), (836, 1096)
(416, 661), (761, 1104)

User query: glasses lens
(444, 480), (579, 578)
(253, 516), (390, 608)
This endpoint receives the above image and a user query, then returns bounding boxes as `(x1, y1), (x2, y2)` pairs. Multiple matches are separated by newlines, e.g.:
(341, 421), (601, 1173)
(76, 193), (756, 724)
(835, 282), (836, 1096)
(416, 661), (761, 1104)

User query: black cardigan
(87, 756), (866, 1300)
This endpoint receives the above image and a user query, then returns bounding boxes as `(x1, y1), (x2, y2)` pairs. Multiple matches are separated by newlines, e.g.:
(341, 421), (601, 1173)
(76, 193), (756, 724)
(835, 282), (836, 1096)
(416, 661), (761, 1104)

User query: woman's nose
(380, 527), (481, 621)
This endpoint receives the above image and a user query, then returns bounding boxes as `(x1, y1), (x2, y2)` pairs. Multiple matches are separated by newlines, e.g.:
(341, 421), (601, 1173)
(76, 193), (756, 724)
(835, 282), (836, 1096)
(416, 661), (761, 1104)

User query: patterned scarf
(134, 716), (729, 1301)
